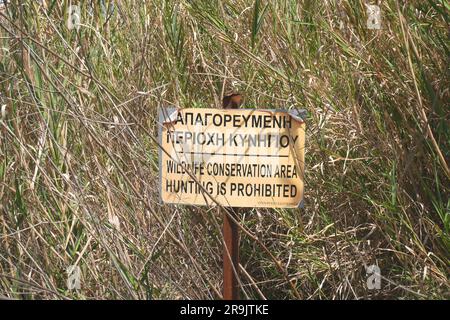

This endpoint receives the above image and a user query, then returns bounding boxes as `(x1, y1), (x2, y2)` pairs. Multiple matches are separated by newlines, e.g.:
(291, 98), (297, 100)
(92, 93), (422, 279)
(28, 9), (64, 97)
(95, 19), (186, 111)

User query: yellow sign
(158, 108), (305, 208)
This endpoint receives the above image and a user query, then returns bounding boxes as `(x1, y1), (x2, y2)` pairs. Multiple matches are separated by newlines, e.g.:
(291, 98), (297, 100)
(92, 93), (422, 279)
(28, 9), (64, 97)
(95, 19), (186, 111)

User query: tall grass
(0, 0), (448, 299)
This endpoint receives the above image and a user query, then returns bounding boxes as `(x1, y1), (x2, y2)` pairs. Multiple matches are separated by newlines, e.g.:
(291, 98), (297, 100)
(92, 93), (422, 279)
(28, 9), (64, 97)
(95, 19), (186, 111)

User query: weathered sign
(158, 108), (305, 208)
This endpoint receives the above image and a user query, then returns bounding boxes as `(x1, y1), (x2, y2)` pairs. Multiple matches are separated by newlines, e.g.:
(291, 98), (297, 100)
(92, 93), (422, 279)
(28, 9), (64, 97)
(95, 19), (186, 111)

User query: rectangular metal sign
(158, 108), (305, 208)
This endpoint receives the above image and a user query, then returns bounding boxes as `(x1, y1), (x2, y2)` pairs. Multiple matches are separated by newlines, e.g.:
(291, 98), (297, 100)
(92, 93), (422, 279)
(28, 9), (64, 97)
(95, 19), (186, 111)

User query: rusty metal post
(223, 208), (239, 300)
(222, 93), (242, 300)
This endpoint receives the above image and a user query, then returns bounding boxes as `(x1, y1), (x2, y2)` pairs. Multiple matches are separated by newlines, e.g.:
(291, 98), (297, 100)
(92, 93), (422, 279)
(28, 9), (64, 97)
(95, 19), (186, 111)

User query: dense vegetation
(0, 0), (448, 299)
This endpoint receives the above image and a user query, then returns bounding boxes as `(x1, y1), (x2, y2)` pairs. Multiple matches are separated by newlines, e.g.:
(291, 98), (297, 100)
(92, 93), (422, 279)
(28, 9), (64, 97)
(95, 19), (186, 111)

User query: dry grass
(0, 0), (448, 299)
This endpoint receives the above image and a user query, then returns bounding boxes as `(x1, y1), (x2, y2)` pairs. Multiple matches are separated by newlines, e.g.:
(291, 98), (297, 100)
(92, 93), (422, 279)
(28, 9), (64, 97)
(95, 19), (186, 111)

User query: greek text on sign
(158, 108), (305, 208)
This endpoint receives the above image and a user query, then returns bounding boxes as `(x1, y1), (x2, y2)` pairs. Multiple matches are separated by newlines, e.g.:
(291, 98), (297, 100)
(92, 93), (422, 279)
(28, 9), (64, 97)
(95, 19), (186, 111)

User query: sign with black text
(158, 108), (305, 208)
